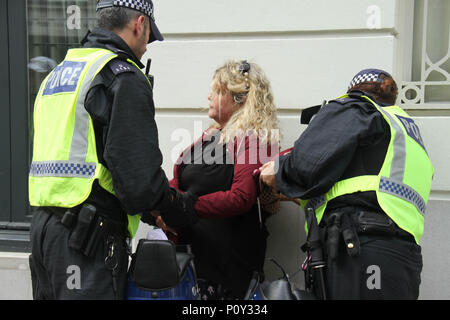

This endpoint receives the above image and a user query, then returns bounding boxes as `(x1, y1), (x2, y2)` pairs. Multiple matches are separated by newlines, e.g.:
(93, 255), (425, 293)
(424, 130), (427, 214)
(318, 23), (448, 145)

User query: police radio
(145, 58), (154, 88)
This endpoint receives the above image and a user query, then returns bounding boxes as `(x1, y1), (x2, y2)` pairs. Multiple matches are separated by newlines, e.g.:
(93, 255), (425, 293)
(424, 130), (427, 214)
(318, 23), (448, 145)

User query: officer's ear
(132, 15), (147, 37)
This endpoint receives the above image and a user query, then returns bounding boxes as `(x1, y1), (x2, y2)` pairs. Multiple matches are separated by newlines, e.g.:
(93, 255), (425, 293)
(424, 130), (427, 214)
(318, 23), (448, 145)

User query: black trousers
(29, 208), (129, 300)
(323, 234), (422, 300)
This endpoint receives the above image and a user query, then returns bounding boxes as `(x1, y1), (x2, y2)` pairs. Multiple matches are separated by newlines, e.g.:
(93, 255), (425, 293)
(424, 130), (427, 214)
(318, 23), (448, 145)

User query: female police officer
(259, 69), (433, 299)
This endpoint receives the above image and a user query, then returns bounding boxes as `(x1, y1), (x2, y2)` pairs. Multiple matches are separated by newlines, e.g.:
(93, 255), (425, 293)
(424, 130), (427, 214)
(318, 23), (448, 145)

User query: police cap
(96, 0), (164, 43)
(348, 68), (392, 91)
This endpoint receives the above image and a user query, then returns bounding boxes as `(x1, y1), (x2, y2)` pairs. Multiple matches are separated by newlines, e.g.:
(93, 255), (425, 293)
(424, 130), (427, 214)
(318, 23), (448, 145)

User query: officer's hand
(259, 161), (277, 191)
(151, 210), (160, 217)
(155, 216), (178, 236)
(159, 188), (199, 229)
(141, 210), (157, 226)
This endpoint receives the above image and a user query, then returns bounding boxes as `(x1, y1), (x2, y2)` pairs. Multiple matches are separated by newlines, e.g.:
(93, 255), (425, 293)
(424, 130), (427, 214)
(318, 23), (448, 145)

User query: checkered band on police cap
(97, 0), (155, 21)
(348, 68), (392, 90)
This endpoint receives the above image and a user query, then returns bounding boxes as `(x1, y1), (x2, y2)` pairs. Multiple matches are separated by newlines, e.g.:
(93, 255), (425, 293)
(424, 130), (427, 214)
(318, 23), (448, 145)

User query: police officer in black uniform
(29, 0), (197, 300)
(260, 69), (430, 299)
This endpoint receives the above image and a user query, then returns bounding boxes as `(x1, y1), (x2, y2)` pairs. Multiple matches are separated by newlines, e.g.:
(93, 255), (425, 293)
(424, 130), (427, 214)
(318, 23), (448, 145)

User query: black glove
(150, 187), (198, 229)
(140, 210), (157, 226)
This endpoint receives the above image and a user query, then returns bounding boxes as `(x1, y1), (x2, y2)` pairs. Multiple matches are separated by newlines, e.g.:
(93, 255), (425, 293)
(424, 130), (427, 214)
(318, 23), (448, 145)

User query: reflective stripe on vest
(379, 177), (426, 215)
(301, 94), (434, 244)
(29, 48), (143, 237)
(29, 160), (96, 178)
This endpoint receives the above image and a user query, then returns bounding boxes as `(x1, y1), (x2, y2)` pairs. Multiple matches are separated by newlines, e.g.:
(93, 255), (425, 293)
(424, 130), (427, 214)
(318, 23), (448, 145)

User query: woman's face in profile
(207, 81), (236, 126)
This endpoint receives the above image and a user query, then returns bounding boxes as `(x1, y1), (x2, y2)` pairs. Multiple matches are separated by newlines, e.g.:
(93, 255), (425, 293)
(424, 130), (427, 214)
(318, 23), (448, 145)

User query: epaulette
(108, 59), (134, 76)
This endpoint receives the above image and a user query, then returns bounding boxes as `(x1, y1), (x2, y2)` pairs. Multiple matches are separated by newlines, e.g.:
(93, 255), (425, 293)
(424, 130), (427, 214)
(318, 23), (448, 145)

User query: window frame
(0, 0), (12, 225)
(0, 0), (31, 252)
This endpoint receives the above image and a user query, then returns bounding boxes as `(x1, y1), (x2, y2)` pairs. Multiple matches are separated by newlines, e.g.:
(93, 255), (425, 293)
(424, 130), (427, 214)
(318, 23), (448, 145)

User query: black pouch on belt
(355, 211), (395, 236)
(324, 211), (360, 259)
(83, 215), (105, 258)
(325, 212), (342, 260)
(340, 213), (360, 257)
(68, 203), (98, 256)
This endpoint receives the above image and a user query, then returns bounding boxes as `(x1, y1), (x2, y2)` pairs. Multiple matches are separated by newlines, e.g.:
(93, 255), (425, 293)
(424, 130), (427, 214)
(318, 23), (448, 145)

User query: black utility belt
(324, 210), (414, 242)
(40, 204), (128, 257)
(351, 211), (414, 242)
(321, 210), (415, 260)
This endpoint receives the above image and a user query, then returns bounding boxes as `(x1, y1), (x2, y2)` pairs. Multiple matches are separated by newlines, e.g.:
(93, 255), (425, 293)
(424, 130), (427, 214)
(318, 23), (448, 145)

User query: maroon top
(169, 128), (278, 298)
(169, 129), (276, 218)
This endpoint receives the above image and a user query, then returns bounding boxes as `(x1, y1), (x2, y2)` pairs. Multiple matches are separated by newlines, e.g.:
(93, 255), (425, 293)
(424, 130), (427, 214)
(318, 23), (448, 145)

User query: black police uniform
(275, 93), (423, 299)
(29, 28), (185, 299)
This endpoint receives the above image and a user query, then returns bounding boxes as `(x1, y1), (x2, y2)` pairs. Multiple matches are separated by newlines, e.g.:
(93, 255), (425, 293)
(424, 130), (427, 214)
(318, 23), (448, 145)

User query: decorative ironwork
(400, 0), (450, 108)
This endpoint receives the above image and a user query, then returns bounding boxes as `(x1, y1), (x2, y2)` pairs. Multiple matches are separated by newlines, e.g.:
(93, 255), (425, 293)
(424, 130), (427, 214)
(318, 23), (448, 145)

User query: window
(28, 0), (97, 122)
(400, 0), (450, 108)
(0, 0), (97, 251)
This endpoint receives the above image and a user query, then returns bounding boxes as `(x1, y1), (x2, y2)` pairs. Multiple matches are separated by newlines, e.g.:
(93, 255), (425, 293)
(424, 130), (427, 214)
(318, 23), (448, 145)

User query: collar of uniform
(81, 28), (145, 69)
(347, 90), (391, 107)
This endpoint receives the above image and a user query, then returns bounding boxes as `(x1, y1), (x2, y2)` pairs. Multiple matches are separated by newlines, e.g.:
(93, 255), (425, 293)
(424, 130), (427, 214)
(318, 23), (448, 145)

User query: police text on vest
(43, 61), (86, 96)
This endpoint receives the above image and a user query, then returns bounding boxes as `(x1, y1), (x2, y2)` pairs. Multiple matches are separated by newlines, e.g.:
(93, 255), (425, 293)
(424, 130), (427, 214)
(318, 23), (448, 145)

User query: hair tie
(239, 61), (251, 90)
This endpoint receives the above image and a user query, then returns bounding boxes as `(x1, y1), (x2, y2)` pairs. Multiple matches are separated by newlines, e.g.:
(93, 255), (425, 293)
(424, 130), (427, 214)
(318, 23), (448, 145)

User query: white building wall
(140, 0), (450, 299)
(1, 0), (449, 299)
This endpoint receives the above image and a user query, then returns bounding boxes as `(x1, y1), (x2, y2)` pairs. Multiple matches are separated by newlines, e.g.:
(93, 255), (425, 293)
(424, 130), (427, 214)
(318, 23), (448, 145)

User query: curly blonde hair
(210, 60), (280, 144)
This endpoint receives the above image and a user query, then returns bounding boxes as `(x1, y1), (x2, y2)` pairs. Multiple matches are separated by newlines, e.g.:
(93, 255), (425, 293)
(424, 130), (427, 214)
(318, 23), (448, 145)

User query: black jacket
(82, 28), (170, 222)
(275, 93), (391, 213)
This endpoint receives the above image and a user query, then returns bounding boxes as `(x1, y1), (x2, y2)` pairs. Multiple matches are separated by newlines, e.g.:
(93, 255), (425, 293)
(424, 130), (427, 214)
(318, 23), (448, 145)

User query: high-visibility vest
(29, 48), (142, 237)
(300, 94), (434, 244)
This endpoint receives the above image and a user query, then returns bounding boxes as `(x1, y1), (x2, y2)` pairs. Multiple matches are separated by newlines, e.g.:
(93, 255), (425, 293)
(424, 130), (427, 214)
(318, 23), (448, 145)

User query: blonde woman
(158, 60), (279, 299)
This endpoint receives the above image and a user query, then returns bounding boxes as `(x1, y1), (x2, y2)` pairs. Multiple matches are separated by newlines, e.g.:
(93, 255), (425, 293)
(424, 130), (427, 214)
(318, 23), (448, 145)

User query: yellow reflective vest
(301, 94), (434, 244)
(29, 48), (141, 237)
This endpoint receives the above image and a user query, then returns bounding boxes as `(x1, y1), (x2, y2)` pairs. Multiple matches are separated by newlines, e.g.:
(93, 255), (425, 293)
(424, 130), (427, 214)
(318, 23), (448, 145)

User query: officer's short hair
(97, 7), (149, 31)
